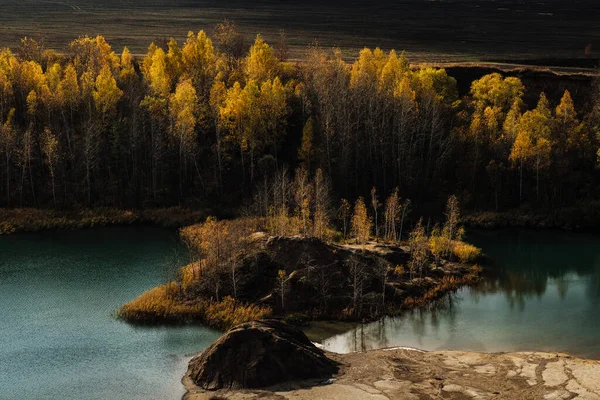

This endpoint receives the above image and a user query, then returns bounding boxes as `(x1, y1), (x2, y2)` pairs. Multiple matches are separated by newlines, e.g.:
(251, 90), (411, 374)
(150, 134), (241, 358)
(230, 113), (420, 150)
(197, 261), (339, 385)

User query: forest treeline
(0, 23), (598, 213)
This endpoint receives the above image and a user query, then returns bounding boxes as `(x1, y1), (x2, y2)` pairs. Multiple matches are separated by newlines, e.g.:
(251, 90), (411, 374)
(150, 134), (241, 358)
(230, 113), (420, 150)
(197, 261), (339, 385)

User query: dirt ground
(184, 347), (600, 400)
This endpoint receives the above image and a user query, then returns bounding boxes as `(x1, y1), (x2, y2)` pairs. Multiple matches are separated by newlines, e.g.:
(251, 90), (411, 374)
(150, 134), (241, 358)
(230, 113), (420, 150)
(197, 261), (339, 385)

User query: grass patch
(0, 207), (210, 234)
(117, 282), (272, 330)
(402, 265), (482, 308)
(451, 241), (482, 263)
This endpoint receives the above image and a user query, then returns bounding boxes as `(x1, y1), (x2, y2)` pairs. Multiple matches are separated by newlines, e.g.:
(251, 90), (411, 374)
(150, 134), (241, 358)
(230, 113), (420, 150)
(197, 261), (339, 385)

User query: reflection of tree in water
(468, 229), (600, 308)
(409, 293), (459, 339)
(334, 231), (600, 354)
(555, 276), (569, 299)
(586, 258), (600, 303)
(343, 292), (460, 351)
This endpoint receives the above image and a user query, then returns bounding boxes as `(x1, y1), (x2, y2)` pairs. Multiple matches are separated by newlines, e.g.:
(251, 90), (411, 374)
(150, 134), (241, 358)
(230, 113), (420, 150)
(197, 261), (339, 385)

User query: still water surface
(2, 227), (600, 399)
(317, 229), (600, 359)
(0, 226), (220, 400)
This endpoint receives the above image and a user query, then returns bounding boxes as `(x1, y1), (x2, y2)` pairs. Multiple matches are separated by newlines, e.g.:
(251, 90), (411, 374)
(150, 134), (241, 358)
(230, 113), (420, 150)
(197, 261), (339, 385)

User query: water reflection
(472, 229), (600, 306)
(317, 229), (600, 359)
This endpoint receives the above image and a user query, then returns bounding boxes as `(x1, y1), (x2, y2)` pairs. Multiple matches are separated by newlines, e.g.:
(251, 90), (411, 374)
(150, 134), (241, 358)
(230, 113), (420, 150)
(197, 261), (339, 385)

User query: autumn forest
(0, 24), (598, 218)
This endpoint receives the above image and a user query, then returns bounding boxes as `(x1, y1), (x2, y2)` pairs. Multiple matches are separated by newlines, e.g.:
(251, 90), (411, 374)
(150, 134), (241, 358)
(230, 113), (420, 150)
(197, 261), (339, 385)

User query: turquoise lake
(0, 226), (220, 400)
(1, 226), (600, 399)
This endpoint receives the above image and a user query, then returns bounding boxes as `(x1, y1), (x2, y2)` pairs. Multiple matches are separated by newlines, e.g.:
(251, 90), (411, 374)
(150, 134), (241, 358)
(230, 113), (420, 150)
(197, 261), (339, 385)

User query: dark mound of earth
(187, 319), (338, 390)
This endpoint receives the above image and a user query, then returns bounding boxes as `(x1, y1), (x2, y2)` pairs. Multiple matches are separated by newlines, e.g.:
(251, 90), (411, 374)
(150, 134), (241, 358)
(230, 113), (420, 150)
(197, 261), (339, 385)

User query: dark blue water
(0, 226), (220, 400)
(318, 229), (600, 359)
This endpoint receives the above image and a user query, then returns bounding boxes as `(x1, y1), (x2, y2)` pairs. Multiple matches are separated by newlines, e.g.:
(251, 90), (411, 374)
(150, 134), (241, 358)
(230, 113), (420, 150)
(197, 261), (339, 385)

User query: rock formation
(186, 319), (338, 390)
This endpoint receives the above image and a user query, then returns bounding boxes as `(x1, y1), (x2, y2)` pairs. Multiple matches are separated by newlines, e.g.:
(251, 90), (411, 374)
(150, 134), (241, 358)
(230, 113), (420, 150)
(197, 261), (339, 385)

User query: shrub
(117, 282), (203, 323)
(451, 241), (482, 263)
(429, 234), (450, 259)
(204, 296), (272, 330)
(179, 262), (202, 290)
(393, 265), (405, 277)
(117, 284), (272, 330)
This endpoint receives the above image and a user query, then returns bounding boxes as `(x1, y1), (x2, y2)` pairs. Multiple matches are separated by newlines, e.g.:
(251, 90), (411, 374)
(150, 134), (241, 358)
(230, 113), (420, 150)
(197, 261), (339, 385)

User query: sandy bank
(183, 347), (600, 400)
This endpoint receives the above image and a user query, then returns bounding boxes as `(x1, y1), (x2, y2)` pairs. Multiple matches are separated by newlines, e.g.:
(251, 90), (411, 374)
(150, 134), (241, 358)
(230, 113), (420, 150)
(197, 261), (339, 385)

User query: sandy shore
(183, 347), (600, 399)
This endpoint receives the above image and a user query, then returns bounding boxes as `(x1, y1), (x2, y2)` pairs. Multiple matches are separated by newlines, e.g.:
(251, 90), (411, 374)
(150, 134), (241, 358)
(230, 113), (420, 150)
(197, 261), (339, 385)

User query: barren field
(1, 0), (599, 62)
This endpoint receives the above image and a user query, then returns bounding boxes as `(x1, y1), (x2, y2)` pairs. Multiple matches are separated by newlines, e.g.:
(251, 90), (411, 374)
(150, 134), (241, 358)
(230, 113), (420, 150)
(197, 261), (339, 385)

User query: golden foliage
(180, 262), (201, 290)
(118, 285), (271, 330)
(350, 196), (371, 244)
(145, 47), (171, 98)
(180, 216), (265, 299)
(204, 296), (272, 330)
(470, 73), (524, 112)
(245, 34), (278, 82)
(182, 30), (216, 94)
(428, 232), (449, 261)
(118, 282), (203, 322)
(93, 64), (122, 115)
(169, 78), (198, 152)
(451, 241), (482, 263)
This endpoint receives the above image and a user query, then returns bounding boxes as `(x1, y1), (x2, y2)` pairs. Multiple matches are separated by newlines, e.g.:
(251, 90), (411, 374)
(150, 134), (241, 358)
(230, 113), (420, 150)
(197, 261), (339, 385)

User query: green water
(316, 229), (600, 358)
(0, 226), (220, 400)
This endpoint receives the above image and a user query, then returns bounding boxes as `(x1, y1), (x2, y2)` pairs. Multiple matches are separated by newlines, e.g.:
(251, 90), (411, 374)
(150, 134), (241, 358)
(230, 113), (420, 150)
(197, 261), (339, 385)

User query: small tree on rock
(351, 196), (372, 246)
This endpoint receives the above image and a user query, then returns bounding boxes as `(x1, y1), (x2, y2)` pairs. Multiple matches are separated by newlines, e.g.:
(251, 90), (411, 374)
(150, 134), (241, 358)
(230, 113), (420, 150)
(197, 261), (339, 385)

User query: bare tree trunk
(399, 205), (408, 242)
(86, 158), (91, 205)
(215, 122), (223, 197)
(536, 157), (540, 201)
(519, 160), (523, 204)
(50, 167), (56, 207)
(5, 149), (10, 207)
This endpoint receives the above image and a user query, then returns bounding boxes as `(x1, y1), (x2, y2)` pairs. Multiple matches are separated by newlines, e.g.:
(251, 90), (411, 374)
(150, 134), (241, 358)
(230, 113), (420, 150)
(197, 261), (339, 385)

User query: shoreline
(117, 234), (483, 331)
(183, 345), (600, 399)
(0, 207), (213, 234)
(116, 265), (482, 331)
(2, 206), (599, 236)
(463, 202), (600, 232)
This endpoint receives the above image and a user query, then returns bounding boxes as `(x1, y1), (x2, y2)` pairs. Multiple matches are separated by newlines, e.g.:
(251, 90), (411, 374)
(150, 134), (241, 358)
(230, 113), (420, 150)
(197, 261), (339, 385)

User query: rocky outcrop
(236, 236), (414, 313)
(186, 320), (338, 390)
(185, 347), (600, 400)
(181, 235), (477, 321)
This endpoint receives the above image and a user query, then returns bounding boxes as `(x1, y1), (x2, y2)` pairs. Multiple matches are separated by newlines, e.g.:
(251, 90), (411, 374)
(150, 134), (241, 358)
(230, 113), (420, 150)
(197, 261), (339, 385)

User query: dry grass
(451, 241), (482, 263)
(0, 208), (138, 234)
(118, 282), (204, 322)
(402, 266), (481, 308)
(180, 262), (202, 290)
(117, 282), (272, 330)
(203, 297), (272, 330)
(139, 207), (209, 227)
(0, 207), (209, 234)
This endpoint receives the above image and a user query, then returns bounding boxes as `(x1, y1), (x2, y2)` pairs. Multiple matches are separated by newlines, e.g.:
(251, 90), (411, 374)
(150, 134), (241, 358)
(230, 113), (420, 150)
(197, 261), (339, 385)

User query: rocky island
(118, 215), (481, 330)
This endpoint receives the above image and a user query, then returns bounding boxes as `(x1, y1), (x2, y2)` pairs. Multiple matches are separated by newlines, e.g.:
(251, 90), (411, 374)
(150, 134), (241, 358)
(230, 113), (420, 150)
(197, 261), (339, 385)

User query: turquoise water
(3, 226), (600, 399)
(0, 226), (220, 400)
(319, 229), (600, 359)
